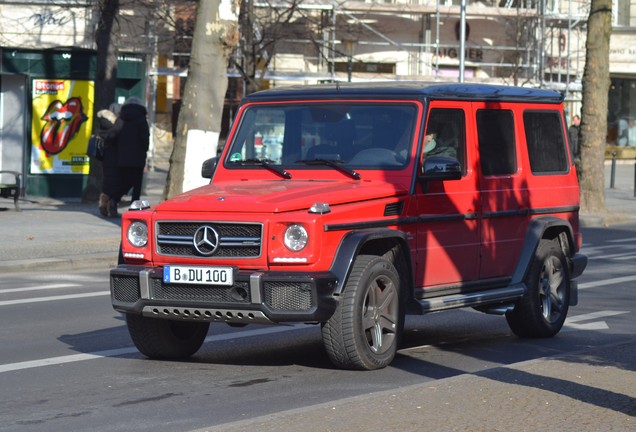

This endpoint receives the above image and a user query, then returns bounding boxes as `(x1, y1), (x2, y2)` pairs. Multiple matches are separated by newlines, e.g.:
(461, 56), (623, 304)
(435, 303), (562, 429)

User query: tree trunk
(578, 0), (612, 214)
(164, 0), (241, 200)
(82, 0), (120, 203)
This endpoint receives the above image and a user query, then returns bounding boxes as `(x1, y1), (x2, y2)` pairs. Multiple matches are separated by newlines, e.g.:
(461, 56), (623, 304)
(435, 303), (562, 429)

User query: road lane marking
(593, 251), (636, 260)
(578, 275), (636, 290)
(612, 255), (636, 261)
(583, 245), (636, 254)
(0, 291), (110, 306)
(565, 310), (629, 323)
(0, 283), (81, 294)
(0, 348), (137, 373)
(608, 237), (636, 243)
(0, 325), (309, 374)
(564, 310), (629, 331)
(583, 237), (636, 249)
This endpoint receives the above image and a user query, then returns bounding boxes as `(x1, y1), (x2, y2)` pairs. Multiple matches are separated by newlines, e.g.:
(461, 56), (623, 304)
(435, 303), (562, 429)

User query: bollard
(610, 152), (616, 189)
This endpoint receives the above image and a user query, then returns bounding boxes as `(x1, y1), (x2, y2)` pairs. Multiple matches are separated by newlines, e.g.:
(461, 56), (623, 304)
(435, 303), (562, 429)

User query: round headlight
(284, 224), (308, 252)
(127, 221), (148, 248)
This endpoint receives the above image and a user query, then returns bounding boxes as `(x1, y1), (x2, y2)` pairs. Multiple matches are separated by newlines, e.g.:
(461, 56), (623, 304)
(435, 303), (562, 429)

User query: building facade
(241, 0), (635, 146)
(1, 0), (635, 198)
(0, 0), (150, 197)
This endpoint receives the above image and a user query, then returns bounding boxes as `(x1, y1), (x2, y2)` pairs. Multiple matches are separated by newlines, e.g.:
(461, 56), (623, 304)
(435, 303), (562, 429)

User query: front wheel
(126, 315), (209, 359)
(506, 239), (570, 338)
(321, 255), (403, 370)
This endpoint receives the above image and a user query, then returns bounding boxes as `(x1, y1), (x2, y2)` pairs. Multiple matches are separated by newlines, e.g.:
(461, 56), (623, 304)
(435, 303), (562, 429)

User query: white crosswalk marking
(578, 275), (636, 290)
(564, 310), (629, 331)
(612, 255), (636, 261)
(607, 237), (636, 243)
(0, 283), (81, 294)
(593, 251), (636, 260)
(0, 291), (109, 306)
(0, 325), (309, 374)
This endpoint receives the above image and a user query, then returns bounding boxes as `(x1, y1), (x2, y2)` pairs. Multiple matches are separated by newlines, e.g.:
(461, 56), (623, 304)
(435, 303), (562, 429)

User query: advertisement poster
(30, 79), (94, 174)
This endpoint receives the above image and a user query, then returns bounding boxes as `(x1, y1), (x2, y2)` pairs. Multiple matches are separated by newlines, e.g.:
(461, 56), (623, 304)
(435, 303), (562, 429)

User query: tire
(126, 314), (209, 359)
(506, 239), (570, 338)
(321, 255), (403, 370)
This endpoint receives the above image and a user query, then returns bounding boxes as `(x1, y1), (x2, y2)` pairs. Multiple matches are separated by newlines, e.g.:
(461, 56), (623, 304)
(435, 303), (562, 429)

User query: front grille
(264, 281), (314, 311)
(112, 275), (141, 303)
(150, 278), (251, 304)
(156, 221), (262, 258)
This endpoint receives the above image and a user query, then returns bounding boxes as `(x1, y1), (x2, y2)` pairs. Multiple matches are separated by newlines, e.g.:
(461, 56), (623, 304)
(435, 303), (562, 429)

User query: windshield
(225, 102), (417, 170)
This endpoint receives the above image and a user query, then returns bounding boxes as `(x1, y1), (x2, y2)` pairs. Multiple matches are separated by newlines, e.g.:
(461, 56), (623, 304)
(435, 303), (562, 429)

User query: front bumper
(110, 265), (339, 324)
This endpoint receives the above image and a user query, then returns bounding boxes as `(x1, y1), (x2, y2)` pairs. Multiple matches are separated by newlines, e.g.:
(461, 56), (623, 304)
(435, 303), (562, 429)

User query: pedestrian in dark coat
(107, 96), (150, 217)
(568, 114), (580, 161)
(96, 103), (121, 216)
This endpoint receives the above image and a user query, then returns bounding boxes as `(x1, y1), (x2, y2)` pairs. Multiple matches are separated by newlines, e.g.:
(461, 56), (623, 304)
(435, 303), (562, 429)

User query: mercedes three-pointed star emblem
(193, 225), (220, 256)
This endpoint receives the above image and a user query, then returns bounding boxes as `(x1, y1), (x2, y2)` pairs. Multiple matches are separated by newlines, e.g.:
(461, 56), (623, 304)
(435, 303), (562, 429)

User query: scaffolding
(250, 0), (589, 99)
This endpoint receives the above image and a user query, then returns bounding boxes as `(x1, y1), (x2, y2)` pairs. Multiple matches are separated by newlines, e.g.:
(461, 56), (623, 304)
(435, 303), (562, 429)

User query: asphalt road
(0, 223), (635, 431)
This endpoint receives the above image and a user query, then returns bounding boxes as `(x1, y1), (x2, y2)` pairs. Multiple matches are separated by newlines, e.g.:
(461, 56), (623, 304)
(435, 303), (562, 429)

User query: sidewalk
(0, 156), (168, 273)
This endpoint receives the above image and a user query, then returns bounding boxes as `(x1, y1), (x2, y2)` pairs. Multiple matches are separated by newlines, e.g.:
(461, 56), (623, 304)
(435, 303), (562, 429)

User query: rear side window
(523, 111), (569, 174)
(476, 109), (516, 176)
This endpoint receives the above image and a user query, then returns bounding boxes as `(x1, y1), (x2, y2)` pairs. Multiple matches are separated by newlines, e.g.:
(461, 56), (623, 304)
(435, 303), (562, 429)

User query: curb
(579, 211), (636, 228)
(0, 252), (118, 274)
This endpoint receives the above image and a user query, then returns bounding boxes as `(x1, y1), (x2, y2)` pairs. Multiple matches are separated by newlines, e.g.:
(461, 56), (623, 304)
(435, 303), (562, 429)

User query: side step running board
(415, 284), (526, 314)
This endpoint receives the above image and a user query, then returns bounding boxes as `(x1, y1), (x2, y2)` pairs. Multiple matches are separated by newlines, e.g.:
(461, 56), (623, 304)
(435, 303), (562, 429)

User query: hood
(155, 180), (407, 213)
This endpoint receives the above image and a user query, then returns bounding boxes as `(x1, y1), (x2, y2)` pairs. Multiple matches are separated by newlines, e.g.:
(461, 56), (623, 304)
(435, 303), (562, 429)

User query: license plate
(163, 265), (234, 286)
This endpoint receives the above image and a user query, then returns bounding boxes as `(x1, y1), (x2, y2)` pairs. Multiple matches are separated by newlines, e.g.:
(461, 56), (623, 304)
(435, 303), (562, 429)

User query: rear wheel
(506, 239), (570, 338)
(321, 255), (403, 370)
(126, 314), (209, 359)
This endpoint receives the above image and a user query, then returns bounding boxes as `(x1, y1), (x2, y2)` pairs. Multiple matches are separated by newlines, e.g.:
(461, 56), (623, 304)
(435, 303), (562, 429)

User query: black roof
(242, 82), (564, 104)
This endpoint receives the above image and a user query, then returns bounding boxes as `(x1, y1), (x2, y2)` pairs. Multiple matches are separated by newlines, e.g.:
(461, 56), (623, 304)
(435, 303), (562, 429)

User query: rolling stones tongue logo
(39, 97), (88, 155)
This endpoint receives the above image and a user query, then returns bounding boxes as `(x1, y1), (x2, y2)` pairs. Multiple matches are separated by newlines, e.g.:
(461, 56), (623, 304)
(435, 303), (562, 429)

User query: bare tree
(82, 0), (121, 203)
(578, 0), (612, 213)
(163, 0), (241, 199)
(233, 0), (312, 95)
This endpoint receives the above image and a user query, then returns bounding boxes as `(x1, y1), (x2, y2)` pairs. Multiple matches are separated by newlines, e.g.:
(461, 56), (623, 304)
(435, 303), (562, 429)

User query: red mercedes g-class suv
(111, 82), (587, 370)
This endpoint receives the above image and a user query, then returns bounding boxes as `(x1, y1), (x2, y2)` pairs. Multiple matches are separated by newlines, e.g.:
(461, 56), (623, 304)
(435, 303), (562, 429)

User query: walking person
(107, 96), (150, 217)
(96, 103), (121, 216)
(568, 114), (580, 161)
(618, 117), (636, 147)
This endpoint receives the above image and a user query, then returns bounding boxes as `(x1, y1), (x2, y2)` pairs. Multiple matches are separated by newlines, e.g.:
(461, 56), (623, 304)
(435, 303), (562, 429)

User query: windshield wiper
(234, 158), (292, 179)
(296, 159), (361, 180)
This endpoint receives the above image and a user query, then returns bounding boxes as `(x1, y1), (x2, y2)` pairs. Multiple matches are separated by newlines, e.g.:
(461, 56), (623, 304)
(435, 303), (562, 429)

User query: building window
(613, 0), (632, 26)
(608, 78), (636, 146)
(333, 62), (396, 74)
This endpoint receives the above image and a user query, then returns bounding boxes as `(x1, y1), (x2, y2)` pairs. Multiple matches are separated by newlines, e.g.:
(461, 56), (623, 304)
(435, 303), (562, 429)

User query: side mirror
(201, 157), (219, 179)
(420, 156), (462, 181)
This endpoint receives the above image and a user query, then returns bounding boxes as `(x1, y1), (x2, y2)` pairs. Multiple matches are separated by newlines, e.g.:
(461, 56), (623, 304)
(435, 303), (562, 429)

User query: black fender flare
(510, 216), (575, 286)
(329, 228), (414, 295)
